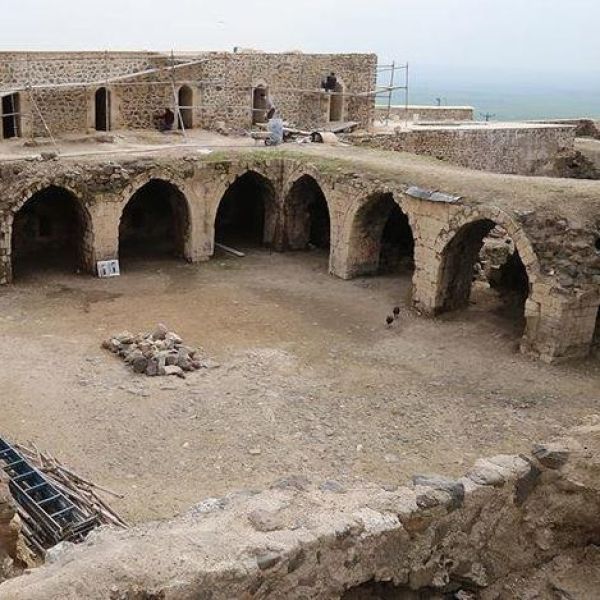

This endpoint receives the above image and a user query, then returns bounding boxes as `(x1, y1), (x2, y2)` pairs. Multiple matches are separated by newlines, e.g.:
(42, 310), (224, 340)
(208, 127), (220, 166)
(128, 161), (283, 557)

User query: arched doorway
(347, 192), (414, 277)
(95, 87), (110, 132)
(252, 85), (268, 125)
(284, 175), (330, 252)
(214, 172), (276, 249)
(2, 93), (20, 139)
(178, 85), (193, 130)
(119, 179), (190, 264)
(11, 186), (91, 279)
(437, 219), (530, 332)
(329, 80), (345, 122)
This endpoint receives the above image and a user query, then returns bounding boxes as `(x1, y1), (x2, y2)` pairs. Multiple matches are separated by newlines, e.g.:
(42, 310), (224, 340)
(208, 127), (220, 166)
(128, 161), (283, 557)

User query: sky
(3, 0), (599, 116)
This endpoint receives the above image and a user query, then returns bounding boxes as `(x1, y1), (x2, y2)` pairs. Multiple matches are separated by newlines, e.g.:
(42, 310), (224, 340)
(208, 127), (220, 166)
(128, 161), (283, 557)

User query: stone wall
(0, 52), (157, 87)
(532, 118), (600, 139)
(2, 420), (600, 599)
(0, 51), (377, 138)
(342, 125), (577, 175)
(375, 104), (474, 122)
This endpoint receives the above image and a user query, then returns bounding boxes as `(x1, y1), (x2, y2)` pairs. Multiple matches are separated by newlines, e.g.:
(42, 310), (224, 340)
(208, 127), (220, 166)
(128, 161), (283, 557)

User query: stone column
(88, 200), (121, 270)
(521, 285), (600, 362)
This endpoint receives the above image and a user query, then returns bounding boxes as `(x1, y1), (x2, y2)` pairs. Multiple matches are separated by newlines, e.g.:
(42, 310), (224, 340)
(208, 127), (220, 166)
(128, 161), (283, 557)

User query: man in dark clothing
(156, 108), (175, 132)
(323, 72), (337, 92)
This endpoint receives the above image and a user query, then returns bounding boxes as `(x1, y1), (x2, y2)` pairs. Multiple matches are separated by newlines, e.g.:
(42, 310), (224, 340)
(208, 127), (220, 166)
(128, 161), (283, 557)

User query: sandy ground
(1, 249), (599, 524)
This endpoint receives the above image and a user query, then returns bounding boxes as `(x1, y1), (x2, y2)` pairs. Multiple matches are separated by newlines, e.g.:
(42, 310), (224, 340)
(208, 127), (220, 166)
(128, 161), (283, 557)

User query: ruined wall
(375, 104), (474, 122)
(2, 421), (600, 599)
(342, 125), (577, 175)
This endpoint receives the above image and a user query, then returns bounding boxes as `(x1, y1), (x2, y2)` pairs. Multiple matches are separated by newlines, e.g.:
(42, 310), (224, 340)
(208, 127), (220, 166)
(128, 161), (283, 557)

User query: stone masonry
(2, 419), (600, 599)
(0, 149), (598, 364)
(0, 51), (377, 138)
(343, 124), (577, 176)
(374, 104), (474, 122)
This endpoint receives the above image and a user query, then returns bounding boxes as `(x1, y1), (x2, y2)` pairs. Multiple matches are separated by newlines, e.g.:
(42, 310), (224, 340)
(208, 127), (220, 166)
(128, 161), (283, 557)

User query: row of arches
(7, 172), (535, 336)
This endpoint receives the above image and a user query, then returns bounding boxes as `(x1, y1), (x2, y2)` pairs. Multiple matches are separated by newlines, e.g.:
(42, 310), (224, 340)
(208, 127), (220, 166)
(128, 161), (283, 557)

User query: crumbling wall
(2, 421), (600, 599)
(343, 125), (577, 176)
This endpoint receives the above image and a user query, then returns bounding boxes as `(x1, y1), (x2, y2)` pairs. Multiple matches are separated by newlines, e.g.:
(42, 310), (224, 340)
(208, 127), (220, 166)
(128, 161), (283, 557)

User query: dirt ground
(1, 248), (599, 524)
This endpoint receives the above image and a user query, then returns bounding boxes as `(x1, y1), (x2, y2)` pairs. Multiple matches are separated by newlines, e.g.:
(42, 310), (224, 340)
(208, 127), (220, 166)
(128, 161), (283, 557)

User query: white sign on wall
(97, 260), (120, 278)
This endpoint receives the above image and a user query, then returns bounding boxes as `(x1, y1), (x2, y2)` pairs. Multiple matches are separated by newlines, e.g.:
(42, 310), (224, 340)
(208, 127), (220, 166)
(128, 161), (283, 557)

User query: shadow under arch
(213, 170), (277, 250)
(436, 217), (532, 332)
(118, 178), (191, 264)
(345, 191), (414, 277)
(284, 174), (331, 252)
(10, 185), (94, 280)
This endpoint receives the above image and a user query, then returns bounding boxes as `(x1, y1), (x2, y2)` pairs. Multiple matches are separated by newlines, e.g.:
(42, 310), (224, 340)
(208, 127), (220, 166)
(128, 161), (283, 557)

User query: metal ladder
(0, 436), (98, 554)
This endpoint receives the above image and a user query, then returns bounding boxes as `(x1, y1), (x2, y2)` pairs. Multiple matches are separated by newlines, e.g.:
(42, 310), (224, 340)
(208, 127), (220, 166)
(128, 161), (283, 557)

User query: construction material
(0, 437), (127, 557)
(102, 323), (209, 377)
(215, 242), (245, 257)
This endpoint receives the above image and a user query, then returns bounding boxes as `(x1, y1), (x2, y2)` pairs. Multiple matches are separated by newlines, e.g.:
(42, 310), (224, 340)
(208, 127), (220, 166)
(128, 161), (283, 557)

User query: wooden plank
(215, 243), (245, 257)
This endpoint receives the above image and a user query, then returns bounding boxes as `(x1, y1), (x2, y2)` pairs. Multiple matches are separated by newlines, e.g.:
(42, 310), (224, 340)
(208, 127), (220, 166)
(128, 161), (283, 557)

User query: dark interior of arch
(594, 307), (600, 347)
(439, 219), (530, 321)
(11, 186), (87, 278)
(285, 175), (330, 251)
(356, 192), (414, 275)
(215, 172), (273, 247)
(119, 180), (189, 261)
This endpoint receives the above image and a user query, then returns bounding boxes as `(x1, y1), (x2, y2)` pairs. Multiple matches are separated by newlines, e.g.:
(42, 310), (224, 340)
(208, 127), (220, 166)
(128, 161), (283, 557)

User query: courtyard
(1, 246), (598, 523)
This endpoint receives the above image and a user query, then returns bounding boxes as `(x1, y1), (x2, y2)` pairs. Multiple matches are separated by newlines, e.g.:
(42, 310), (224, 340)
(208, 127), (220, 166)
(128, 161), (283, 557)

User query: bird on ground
(386, 315), (394, 327)
(393, 306), (400, 319)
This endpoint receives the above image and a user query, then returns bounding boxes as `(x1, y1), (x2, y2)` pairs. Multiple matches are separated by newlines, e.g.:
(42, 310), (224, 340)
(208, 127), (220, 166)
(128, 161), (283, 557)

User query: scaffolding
(376, 61), (409, 126)
(0, 52), (411, 151)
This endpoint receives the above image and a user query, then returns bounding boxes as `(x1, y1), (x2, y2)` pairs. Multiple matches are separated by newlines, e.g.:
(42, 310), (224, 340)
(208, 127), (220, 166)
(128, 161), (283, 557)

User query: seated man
(323, 72), (337, 92)
(156, 108), (175, 132)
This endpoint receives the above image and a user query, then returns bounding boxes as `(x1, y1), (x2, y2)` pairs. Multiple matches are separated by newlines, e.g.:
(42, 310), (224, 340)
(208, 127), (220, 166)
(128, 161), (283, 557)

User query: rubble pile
(102, 324), (204, 378)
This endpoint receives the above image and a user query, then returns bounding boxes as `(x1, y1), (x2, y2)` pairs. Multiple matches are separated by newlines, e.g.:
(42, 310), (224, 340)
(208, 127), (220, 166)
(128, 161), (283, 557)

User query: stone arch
(4, 184), (94, 281)
(434, 208), (539, 314)
(118, 178), (193, 264)
(283, 174), (331, 251)
(211, 170), (278, 252)
(342, 191), (415, 278)
(252, 82), (269, 125)
(177, 85), (194, 130)
(431, 208), (541, 339)
(94, 87), (111, 131)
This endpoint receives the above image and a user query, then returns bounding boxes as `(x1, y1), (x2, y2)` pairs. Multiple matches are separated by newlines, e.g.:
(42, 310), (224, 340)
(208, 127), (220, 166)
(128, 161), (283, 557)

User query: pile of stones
(102, 324), (203, 378)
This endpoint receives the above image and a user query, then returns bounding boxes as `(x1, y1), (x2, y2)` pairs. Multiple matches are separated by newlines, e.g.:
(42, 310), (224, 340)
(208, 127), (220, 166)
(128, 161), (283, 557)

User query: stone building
(0, 51), (377, 139)
(0, 149), (598, 364)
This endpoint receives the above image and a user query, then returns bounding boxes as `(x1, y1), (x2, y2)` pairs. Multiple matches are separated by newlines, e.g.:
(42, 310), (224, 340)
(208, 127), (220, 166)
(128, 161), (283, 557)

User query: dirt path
(1, 250), (598, 523)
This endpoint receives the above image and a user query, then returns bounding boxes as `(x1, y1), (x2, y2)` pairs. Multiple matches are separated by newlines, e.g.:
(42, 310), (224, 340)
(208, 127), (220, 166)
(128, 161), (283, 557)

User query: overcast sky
(3, 0), (599, 84)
